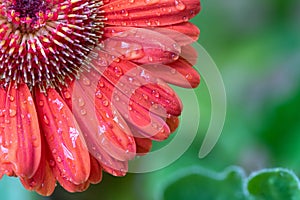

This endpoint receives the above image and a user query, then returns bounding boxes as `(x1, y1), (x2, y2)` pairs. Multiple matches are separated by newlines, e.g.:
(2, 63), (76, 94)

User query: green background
(1, 0), (300, 199)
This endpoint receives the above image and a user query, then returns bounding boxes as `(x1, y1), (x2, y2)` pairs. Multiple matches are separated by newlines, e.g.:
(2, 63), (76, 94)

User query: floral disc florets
(0, 0), (104, 91)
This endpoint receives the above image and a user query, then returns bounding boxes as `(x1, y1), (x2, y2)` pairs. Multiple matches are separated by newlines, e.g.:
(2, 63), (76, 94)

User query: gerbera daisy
(0, 0), (201, 196)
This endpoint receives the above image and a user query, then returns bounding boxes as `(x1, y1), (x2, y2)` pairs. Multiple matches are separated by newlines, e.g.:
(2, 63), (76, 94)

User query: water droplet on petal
(43, 114), (49, 125)
(80, 109), (87, 115)
(114, 95), (120, 101)
(142, 94), (149, 100)
(102, 100), (109, 107)
(174, 0), (186, 10)
(170, 69), (177, 74)
(128, 0), (134, 3)
(185, 73), (193, 80)
(82, 77), (91, 86)
(144, 0), (159, 5)
(78, 97), (85, 107)
(56, 156), (62, 163)
(52, 148), (57, 154)
(9, 109), (16, 117)
(182, 16), (188, 22)
(9, 95), (14, 102)
(114, 66), (123, 77)
(63, 91), (71, 99)
(38, 100), (44, 106)
(152, 90), (160, 98)
(29, 180), (37, 187)
(121, 9), (129, 17)
(95, 90), (103, 99)
(171, 53), (179, 61)
(99, 81), (105, 88)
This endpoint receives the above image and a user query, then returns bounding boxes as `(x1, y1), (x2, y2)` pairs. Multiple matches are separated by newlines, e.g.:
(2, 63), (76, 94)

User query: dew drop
(152, 90), (160, 98)
(182, 16), (188, 22)
(56, 156), (62, 163)
(170, 69), (177, 74)
(9, 95), (14, 102)
(9, 109), (16, 117)
(121, 9), (129, 17)
(43, 114), (49, 125)
(63, 91), (71, 99)
(128, 0), (134, 3)
(185, 73), (192, 80)
(145, 20), (152, 26)
(80, 109), (87, 115)
(99, 81), (105, 88)
(82, 77), (91, 86)
(174, 0), (186, 10)
(144, 0), (159, 5)
(114, 66), (123, 77)
(95, 90), (103, 99)
(38, 100), (44, 106)
(102, 100), (109, 107)
(142, 94), (149, 100)
(78, 97), (85, 107)
(171, 53), (179, 61)
(52, 148), (57, 154)
(29, 180), (37, 187)
(114, 95), (120, 101)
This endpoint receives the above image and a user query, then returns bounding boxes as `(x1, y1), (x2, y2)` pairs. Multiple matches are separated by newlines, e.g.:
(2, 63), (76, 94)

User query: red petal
(104, 22), (199, 46)
(71, 72), (136, 161)
(91, 52), (183, 116)
(102, 28), (181, 64)
(52, 165), (90, 193)
(166, 115), (180, 133)
(35, 88), (90, 185)
(153, 23), (200, 45)
(0, 84), (41, 178)
(88, 155), (103, 184)
(20, 134), (56, 196)
(181, 45), (198, 65)
(103, 0), (201, 27)
(134, 137), (152, 155)
(142, 57), (200, 88)
(69, 72), (134, 175)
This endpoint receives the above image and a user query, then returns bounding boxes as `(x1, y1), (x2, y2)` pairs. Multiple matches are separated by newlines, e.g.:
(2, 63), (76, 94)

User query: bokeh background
(1, 0), (300, 199)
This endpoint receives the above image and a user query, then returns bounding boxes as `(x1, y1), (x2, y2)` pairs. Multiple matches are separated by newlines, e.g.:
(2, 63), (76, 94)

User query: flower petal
(70, 72), (136, 162)
(52, 165), (90, 193)
(91, 51), (183, 116)
(151, 22), (200, 45)
(68, 72), (134, 175)
(88, 155), (103, 184)
(0, 83), (41, 178)
(142, 57), (200, 88)
(103, 0), (201, 27)
(134, 137), (152, 155)
(20, 134), (56, 196)
(35, 88), (90, 185)
(104, 22), (199, 46)
(102, 28), (181, 64)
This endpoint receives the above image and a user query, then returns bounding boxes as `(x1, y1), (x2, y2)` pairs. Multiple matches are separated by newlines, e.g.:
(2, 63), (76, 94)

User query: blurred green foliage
(1, 0), (300, 199)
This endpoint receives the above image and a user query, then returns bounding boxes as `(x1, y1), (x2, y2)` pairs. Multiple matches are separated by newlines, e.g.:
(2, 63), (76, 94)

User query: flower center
(10, 0), (48, 19)
(0, 0), (104, 91)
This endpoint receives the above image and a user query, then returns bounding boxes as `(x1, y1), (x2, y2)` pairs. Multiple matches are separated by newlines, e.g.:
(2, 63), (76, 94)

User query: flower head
(0, 0), (201, 195)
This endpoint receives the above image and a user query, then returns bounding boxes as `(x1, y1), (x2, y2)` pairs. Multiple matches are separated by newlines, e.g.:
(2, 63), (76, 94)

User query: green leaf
(156, 166), (247, 200)
(247, 168), (300, 200)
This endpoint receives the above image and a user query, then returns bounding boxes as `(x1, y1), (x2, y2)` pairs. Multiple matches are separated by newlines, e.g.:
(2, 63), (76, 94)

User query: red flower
(0, 0), (200, 195)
